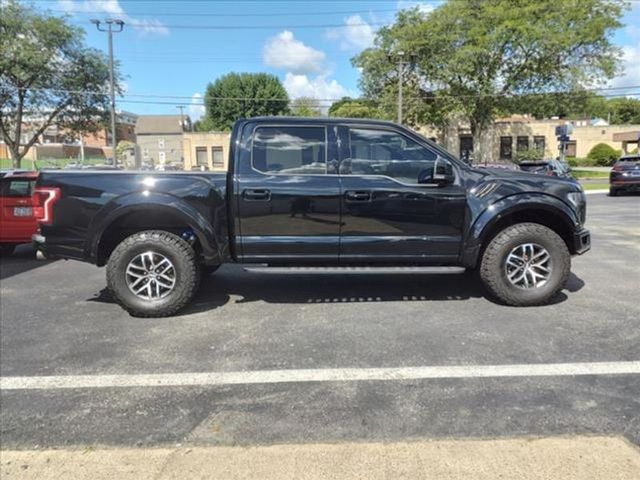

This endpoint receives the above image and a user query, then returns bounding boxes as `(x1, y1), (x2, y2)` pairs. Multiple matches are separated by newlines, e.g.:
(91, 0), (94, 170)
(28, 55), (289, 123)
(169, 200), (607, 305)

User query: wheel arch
(87, 192), (222, 266)
(462, 194), (579, 268)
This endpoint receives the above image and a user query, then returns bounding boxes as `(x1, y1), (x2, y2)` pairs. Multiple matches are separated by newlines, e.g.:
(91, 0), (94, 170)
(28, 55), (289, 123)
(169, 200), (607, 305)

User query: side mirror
(433, 157), (455, 186)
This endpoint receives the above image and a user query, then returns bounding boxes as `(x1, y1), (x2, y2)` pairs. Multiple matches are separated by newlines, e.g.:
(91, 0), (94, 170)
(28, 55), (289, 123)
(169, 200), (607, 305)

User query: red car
(0, 171), (39, 256)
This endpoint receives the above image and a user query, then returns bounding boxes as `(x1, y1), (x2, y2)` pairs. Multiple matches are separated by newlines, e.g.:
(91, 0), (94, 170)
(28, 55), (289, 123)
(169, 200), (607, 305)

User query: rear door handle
(345, 190), (371, 202)
(243, 189), (271, 201)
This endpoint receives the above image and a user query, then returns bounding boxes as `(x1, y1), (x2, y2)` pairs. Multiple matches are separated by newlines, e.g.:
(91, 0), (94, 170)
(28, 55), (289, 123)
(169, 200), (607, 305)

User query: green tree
(202, 73), (289, 130)
(328, 97), (382, 119)
(607, 98), (640, 124)
(354, 0), (625, 162)
(290, 97), (321, 117)
(0, 0), (117, 168)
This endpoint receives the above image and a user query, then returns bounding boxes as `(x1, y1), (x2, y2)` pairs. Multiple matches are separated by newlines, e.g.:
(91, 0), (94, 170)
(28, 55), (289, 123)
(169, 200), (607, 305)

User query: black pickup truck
(33, 117), (590, 316)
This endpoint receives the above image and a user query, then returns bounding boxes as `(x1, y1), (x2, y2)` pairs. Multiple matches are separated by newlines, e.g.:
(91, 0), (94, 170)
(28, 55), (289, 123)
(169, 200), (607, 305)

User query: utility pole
(177, 105), (186, 131)
(387, 51), (414, 125)
(91, 18), (124, 164)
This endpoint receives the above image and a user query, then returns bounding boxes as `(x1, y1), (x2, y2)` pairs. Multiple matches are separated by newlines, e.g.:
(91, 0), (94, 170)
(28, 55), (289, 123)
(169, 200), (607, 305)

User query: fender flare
(85, 191), (221, 265)
(462, 193), (579, 267)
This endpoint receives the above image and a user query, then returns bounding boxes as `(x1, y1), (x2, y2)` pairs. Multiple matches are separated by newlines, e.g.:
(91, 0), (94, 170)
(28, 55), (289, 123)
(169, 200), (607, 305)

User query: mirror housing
(433, 157), (455, 186)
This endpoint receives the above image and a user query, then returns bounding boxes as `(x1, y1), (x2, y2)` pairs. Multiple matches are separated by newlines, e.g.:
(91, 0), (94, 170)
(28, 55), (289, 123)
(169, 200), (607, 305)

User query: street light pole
(91, 18), (124, 163)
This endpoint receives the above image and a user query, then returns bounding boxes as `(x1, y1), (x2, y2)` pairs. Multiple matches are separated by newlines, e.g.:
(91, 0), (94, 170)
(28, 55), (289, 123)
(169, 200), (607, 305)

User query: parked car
(0, 171), (39, 256)
(33, 117), (590, 316)
(519, 160), (571, 177)
(609, 155), (640, 196)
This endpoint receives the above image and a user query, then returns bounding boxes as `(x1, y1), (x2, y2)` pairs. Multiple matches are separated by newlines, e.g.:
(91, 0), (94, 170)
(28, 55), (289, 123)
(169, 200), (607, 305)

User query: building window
(565, 140), (577, 157)
(158, 138), (165, 149)
(459, 136), (473, 162)
(158, 151), (166, 163)
(143, 148), (149, 159)
(211, 146), (224, 168)
(500, 137), (513, 160)
(516, 136), (529, 151)
(195, 147), (208, 166)
(533, 136), (545, 152)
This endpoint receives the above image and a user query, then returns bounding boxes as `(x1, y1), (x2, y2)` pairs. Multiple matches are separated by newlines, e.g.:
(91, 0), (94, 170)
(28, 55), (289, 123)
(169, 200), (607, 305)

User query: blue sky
(36, 0), (640, 119)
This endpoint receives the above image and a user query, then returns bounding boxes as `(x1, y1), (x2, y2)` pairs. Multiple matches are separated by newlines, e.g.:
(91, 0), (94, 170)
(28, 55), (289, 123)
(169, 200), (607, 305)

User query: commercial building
(182, 132), (231, 171)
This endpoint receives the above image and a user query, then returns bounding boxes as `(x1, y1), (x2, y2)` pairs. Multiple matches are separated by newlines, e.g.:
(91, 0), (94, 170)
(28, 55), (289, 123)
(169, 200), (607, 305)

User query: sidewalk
(2, 436), (639, 480)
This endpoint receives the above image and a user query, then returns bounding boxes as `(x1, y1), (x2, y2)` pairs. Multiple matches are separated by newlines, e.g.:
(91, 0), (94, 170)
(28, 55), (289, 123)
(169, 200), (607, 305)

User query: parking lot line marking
(1, 361), (639, 390)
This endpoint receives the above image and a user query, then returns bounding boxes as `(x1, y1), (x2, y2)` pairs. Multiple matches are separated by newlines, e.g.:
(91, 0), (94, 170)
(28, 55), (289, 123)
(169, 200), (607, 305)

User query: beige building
(182, 132), (231, 171)
(417, 116), (640, 162)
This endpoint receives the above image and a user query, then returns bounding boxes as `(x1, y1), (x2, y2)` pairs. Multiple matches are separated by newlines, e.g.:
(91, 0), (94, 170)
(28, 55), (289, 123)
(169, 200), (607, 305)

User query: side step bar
(243, 266), (467, 275)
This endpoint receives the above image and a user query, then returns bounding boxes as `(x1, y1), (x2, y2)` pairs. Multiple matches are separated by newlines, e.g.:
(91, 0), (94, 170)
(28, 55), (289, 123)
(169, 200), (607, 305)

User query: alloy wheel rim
(504, 243), (552, 289)
(125, 251), (176, 300)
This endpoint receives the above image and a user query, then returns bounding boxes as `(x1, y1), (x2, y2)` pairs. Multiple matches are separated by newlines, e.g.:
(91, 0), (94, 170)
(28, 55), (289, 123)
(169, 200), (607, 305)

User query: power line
(72, 19), (388, 30)
(46, 7), (400, 17)
(7, 86), (640, 105)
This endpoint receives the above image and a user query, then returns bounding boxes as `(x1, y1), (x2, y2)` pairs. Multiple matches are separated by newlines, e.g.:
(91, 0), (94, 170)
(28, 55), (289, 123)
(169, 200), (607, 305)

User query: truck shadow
(88, 267), (585, 316)
(0, 245), (57, 281)
(180, 267), (585, 315)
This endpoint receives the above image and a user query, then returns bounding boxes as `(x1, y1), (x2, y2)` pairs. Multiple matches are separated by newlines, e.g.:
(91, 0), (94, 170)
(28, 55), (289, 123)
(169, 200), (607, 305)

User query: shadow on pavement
(88, 267), (586, 316)
(0, 244), (57, 281)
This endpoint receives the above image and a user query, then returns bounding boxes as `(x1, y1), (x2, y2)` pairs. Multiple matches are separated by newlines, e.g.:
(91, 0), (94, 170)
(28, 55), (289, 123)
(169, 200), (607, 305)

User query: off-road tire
(480, 223), (570, 306)
(106, 230), (199, 317)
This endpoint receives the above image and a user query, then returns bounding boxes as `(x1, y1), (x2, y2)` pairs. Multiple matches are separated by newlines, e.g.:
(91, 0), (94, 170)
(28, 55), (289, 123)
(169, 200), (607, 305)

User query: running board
(243, 266), (467, 274)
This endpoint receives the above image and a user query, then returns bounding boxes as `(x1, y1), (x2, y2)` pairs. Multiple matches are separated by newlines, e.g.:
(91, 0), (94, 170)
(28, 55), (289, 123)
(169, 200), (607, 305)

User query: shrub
(567, 157), (578, 167)
(587, 143), (620, 166)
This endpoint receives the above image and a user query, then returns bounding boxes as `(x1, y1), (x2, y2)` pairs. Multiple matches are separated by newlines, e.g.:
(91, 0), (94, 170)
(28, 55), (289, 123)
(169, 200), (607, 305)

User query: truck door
(235, 123), (341, 263)
(338, 126), (466, 264)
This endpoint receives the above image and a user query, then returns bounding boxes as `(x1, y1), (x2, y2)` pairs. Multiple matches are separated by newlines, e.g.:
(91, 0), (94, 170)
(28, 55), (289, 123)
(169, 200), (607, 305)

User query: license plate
(13, 207), (32, 216)
(631, 171), (640, 177)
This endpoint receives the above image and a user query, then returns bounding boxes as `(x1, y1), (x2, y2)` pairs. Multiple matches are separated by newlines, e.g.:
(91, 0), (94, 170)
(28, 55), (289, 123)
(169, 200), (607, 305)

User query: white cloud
(283, 73), (352, 113)
(188, 93), (205, 120)
(326, 15), (374, 51)
(57, 0), (169, 35)
(610, 44), (640, 90)
(396, 0), (437, 15)
(263, 31), (326, 74)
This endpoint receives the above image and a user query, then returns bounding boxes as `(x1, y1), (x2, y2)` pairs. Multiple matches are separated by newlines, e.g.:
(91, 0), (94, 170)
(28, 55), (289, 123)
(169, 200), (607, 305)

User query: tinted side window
(0, 179), (34, 197)
(346, 128), (437, 184)
(252, 126), (326, 174)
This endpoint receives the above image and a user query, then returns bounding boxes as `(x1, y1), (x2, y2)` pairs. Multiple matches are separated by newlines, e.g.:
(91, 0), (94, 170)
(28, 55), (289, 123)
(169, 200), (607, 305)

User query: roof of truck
(237, 116), (401, 127)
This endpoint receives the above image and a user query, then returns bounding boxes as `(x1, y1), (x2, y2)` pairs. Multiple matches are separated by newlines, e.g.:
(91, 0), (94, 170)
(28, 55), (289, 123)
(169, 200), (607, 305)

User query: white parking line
(1, 361), (639, 390)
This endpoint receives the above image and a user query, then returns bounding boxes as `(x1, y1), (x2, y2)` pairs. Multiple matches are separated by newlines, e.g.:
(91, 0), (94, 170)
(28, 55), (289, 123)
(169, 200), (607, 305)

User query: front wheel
(480, 223), (570, 306)
(609, 188), (618, 197)
(106, 230), (199, 317)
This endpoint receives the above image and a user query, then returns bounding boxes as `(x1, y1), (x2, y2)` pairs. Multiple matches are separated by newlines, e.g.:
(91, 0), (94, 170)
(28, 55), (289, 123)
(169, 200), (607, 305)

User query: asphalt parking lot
(0, 193), (639, 450)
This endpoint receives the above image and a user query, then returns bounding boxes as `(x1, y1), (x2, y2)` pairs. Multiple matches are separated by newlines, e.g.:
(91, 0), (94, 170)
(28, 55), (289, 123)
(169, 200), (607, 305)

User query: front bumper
(572, 228), (591, 255)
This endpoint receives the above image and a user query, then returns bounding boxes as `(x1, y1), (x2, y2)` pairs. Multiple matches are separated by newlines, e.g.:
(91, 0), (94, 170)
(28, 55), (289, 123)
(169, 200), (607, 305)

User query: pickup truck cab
(33, 117), (590, 316)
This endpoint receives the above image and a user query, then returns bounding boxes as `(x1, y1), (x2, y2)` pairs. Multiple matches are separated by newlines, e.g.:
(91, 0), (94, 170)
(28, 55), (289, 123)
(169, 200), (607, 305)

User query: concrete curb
(584, 189), (609, 195)
(2, 436), (639, 480)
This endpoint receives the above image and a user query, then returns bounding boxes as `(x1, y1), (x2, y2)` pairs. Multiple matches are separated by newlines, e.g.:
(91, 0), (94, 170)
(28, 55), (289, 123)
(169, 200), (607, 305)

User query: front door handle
(243, 189), (271, 201)
(345, 190), (371, 202)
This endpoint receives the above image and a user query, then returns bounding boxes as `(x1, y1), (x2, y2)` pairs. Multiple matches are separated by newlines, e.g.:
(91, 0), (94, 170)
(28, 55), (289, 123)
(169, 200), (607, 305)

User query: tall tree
(0, 0), (116, 168)
(290, 97), (322, 117)
(355, 0), (625, 162)
(203, 73), (289, 130)
(328, 97), (382, 119)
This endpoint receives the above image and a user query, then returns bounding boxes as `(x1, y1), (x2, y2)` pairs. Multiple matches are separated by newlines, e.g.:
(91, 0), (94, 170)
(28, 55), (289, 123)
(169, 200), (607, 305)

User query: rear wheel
(0, 245), (16, 257)
(609, 188), (618, 197)
(480, 223), (570, 306)
(106, 230), (199, 317)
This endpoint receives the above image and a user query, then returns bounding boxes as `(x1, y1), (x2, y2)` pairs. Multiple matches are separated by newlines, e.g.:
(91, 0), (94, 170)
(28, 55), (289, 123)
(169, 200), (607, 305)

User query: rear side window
(347, 128), (437, 184)
(0, 178), (35, 197)
(252, 126), (326, 175)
